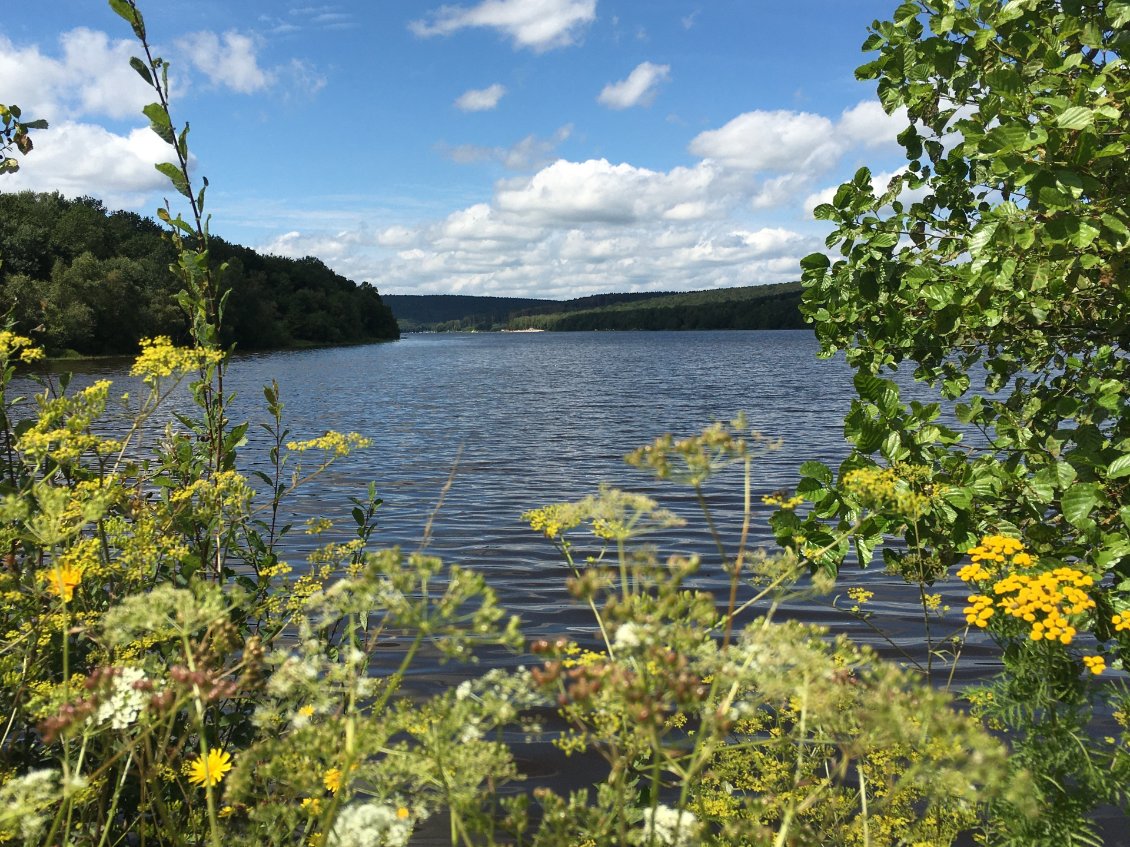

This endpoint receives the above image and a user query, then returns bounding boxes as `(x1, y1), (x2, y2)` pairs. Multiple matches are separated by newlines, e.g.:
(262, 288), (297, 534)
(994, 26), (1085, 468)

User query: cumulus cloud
(1, 121), (179, 207)
(689, 109), (839, 173)
(253, 96), (914, 297)
(176, 30), (273, 93)
(0, 29), (152, 122)
(410, 0), (597, 52)
(836, 100), (909, 147)
(454, 83), (507, 112)
(597, 61), (670, 109)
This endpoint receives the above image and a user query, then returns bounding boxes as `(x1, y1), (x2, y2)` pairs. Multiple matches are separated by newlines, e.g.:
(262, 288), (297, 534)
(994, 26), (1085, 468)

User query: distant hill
(384, 284), (804, 332)
(382, 291), (670, 332)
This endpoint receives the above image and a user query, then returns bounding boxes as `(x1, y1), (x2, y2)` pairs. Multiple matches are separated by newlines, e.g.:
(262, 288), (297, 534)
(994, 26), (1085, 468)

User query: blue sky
(2, 1), (909, 299)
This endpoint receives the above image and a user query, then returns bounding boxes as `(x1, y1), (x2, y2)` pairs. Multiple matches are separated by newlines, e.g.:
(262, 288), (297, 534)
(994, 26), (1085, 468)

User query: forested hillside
(385, 284), (802, 332)
(509, 283), (804, 331)
(0, 191), (399, 355)
(383, 290), (671, 332)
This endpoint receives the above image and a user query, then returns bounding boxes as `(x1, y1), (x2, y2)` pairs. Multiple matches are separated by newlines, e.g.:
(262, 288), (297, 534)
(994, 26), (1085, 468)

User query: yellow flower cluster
(994, 567), (1094, 644)
(967, 534), (1035, 570)
(0, 330), (44, 363)
(841, 466), (930, 519)
(523, 503), (584, 540)
(1113, 613), (1130, 633)
(286, 431), (372, 457)
(17, 381), (119, 464)
(959, 536), (1096, 645)
(847, 587), (874, 604)
(130, 336), (224, 384)
(1082, 655), (1106, 675)
(761, 493), (804, 510)
(964, 594), (994, 628)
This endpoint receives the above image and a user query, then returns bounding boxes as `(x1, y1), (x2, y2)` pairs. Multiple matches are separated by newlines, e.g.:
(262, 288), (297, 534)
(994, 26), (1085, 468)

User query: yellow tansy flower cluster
(959, 536), (1096, 645)
(130, 336), (224, 385)
(1082, 655), (1106, 675)
(966, 534), (1035, 571)
(964, 594), (994, 628)
(993, 567), (1094, 644)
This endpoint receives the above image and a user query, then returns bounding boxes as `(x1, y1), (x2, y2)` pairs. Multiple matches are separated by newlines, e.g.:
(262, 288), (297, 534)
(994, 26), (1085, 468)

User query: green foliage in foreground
(1, 0), (1129, 845)
(782, 0), (1130, 842)
(0, 191), (399, 355)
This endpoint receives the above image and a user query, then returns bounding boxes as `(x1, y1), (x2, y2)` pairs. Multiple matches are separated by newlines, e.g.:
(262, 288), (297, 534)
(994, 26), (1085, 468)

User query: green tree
(785, 1), (1130, 842)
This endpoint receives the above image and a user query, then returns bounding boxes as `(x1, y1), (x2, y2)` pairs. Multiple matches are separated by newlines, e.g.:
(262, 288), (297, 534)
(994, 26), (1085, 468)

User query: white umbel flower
(327, 801), (414, 847)
(93, 667), (148, 730)
(640, 804), (698, 846)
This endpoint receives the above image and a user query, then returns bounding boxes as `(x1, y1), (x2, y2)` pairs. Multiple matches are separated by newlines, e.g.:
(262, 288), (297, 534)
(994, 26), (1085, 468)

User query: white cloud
(251, 98), (914, 298)
(0, 29), (152, 122)
(410, 0), (597, 52)
(689, 109), (839, 173)
(1, 121), (178, 207)
(176, 31), (273, 93)
(454, 83), (507, 112)
(836, 100), (909, 147)
(597, 61), (670, 109)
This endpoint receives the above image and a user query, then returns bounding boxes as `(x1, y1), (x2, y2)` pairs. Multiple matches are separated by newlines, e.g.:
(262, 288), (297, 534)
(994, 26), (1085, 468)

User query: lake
(30, 329), (993, 681)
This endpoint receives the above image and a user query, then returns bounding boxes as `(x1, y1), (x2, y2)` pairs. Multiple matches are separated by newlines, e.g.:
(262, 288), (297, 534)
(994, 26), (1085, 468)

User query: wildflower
(323, 767), (342, 794)
(42, 563), (83, 603)
(130, 336), (223, 384)
(762, 492), (804, 509)
(963, 594), (994, 628)
(641, 804), (698, 847)
(91, 667), (148, 730)
(327, 801), (414, 847)
(1082, 655), (1106, 675)
(1113, 613), (1129, 633)
(301, 797), (322, 815)
(186, 748), (232, 788)
(847, 587), (874, 605)
(286, 431), (371, 457)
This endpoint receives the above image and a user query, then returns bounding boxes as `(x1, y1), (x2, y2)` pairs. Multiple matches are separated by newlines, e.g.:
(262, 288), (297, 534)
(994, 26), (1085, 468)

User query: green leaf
(799, 461), (832, 484)
(143, 103), (175, 144)
(1056, 106), (1094, 130)
(800, 252), (830, 271)
(1108, 454), (1130, 480)
(154, 162), (191, 198)
(1061, 483), (1101, 528)
(108, 0), (146, 38)
(129, 57), (153, 86)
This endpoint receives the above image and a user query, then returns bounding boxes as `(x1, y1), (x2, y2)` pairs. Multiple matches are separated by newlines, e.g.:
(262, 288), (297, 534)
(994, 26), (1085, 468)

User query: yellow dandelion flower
(42, 563), (83, 603)
(186, 748), (233, 788)
(323, 767), (342, 794)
